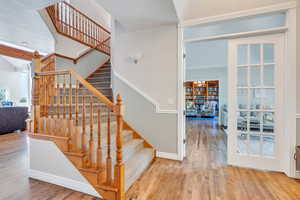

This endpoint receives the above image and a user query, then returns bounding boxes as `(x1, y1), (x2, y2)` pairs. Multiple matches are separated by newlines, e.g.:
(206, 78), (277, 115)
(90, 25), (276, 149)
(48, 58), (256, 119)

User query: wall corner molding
(113, 71), (178, 114)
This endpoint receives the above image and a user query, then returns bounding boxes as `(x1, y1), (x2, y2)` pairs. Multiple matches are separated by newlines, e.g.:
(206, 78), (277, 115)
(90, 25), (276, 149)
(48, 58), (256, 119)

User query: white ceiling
(0, 0), (59, 53)
(95, 0), (178, 30)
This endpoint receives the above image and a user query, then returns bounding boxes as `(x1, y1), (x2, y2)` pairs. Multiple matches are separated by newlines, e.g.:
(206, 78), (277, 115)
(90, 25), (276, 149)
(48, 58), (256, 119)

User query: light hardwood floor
(126, 118), (300, 200)
(1, 119), (300, 200)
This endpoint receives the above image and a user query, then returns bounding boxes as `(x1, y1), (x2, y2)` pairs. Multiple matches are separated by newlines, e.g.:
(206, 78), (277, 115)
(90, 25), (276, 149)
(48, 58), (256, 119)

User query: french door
(228, 34), (285, 171)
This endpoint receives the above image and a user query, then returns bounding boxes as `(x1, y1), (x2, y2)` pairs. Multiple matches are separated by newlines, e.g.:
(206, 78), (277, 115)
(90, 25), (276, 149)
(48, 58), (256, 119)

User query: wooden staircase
(85, 59), (113, 101)
(27, 39), (155, 200)
(46, 1), (111, 56)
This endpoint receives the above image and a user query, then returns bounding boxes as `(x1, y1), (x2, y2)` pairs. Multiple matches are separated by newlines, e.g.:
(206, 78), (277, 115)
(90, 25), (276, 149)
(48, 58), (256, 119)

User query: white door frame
(228, 34), (285, 171)
(177, 2), (297, 177)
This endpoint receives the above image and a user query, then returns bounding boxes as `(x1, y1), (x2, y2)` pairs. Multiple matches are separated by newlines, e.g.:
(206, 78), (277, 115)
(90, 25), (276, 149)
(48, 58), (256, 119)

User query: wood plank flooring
(126, 118), (300, 200)
(1, 118), (300, 200)
(0, 133), (97, 200)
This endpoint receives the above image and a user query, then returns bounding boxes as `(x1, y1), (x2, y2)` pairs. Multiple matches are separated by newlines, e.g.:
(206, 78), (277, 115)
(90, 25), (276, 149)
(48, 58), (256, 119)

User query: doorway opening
(180, 10), (294, 175)
(184, 39), (229, 168)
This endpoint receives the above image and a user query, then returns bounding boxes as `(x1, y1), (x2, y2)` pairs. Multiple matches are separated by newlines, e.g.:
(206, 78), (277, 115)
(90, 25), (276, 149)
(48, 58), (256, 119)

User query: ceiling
(95, 0), (178, 30)
(0, 0), (59, 54)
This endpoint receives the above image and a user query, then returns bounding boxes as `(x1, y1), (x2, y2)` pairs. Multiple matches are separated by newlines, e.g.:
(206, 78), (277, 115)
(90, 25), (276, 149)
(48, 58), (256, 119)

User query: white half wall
(29, 138), (101, 198)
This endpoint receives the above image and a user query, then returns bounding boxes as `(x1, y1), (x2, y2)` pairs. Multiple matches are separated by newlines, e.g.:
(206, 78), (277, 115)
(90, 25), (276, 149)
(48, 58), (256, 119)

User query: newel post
(32, 51), (42, 133)
(115, 94), (125, 200)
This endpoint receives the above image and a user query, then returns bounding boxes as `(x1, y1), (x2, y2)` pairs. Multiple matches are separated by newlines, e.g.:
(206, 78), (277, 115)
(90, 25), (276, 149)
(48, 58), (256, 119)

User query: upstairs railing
(28, 52), (124, 199)
(46, 1), (110, 55)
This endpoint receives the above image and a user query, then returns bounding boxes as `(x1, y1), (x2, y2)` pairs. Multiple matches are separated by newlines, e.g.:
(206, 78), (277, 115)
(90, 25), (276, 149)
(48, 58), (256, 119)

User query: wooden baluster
(63, 75), (66, 119)
(97, 106), (102, 170)
(32, 51), (41, 133)
(39, 76), (44, 117)
(75, 80), (79, 125)
(50, 80), (54, 118)
(44, 76), (48, 117)
(72, 8), (75, 37)
(82, 96), (87, 153)
(115, 94), (125, 200)
(60, 2), (63, 31)
(55, 4), (58, 31)
(51, 81), (55, 118)
(67, 4), (70, 34)
(88, 96), (94, 167)
(106, 109), (112, 185)
(69, 74), (72, 120)
(56, 81), (60, 118)
(64, 3), (67, 33)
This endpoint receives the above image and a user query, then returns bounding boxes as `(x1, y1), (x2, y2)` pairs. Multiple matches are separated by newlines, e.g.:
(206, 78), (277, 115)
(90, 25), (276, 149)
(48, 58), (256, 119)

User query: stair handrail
(31, 52), (125, 199)
(36, 69), (114, 110)
(46, 1), (110, 55)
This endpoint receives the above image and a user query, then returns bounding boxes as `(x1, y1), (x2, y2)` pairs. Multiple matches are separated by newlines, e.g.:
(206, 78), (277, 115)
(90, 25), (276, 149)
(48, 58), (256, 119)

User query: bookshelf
(185, 80), (219, 117)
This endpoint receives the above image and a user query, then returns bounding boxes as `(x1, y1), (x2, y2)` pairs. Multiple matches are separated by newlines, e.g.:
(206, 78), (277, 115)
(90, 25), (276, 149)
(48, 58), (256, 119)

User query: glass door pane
(236, 42), (276, 158)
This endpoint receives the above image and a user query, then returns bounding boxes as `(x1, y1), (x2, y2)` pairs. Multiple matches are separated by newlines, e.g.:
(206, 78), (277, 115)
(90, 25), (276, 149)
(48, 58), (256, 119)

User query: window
(184, 12), (286, 40)
(0, 89), (7, 102)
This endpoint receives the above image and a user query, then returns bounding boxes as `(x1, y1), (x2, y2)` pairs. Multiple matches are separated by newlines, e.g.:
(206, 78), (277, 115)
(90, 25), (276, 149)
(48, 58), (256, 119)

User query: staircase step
(88, 72), (111, 79)
(125, 148), (155, 191)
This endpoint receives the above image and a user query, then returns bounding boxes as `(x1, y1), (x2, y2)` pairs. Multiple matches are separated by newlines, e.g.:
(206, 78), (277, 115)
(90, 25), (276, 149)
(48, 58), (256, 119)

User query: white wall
(113, 24), (178, 110)
(0, 57), (30, 106)
(56, 50), (109, 79)
(296, 0), (300, 145)
(112, 22), (178, 154)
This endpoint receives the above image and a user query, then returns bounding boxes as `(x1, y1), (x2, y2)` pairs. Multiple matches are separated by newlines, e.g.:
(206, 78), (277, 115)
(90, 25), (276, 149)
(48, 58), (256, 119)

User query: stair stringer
(28, 137), (102, 198)
(28, 133), (119, 200)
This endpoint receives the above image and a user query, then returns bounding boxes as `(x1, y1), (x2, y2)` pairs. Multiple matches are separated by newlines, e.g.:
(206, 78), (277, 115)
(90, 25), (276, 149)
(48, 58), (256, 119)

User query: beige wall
(296, 0), (300, 145)
(112, 22), (179, 154)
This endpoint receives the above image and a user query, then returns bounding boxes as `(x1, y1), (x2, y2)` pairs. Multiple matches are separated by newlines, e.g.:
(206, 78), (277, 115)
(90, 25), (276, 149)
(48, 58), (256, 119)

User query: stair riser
(89, 72), (111, 78)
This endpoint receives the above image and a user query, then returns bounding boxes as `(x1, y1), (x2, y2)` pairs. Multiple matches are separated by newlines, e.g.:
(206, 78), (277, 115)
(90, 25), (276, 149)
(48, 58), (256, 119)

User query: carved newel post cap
(117, 94), (122, 104)
(33, 51), (40, 58)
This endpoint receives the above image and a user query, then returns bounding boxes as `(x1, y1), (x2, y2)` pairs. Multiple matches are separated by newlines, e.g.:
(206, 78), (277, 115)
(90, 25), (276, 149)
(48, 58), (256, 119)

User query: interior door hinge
(183, 139), (186, 144)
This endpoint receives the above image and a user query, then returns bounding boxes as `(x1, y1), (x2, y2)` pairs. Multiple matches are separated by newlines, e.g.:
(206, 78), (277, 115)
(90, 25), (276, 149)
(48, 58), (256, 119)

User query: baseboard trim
(295, 171), (300, 179)
(28, 169), (100, 198)
(157, 152), (180, 160)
